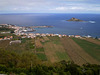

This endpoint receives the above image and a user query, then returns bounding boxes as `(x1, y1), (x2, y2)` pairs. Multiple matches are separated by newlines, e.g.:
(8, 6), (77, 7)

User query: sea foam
(89, 21), (96, 23)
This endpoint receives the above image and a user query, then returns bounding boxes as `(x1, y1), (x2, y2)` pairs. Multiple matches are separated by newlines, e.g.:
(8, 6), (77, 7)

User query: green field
(43, 36), (70, 62)
(36, 47), (44, 52)
(72, 38), (100, 62)
(48, 36), (61, 45)
(36, 53), (47, 61)
(56, 51), (70, 61)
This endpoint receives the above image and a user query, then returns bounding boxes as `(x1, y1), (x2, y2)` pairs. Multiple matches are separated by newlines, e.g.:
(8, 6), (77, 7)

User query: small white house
(9, 40), (21, 45)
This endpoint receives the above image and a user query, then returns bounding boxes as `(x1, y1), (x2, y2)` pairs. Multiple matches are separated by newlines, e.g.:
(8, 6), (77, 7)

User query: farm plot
(36, 53), (47, 61)
(35, 37), (47, 60)
(0, 40), (10, 48)
(84, 38), (100, 45)
(72, 38), (100, 63)
(43, 36), (49, 41)
(35, 40), (43, 48)
(0, 38), (35, 54)
(61, 37), (99, 65)
(48, 36), (62, 45)
(43, 36), (70, 63)
(36, 47), (44, 52)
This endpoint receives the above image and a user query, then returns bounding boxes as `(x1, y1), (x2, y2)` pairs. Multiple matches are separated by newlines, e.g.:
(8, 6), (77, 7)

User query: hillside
(0, 33), (100, 75)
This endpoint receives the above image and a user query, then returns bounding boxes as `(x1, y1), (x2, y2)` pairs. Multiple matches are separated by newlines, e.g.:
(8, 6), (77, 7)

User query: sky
(0, 0), (100, 13)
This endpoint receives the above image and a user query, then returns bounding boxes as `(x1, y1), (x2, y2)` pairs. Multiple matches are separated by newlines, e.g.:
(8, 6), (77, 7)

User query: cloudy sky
(0, 0), (100, 13)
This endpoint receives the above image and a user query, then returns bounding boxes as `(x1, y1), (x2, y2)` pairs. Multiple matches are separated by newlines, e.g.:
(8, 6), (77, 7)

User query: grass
(43, 36), (70, 62)
(36, 47), (44, 52)
(56, 51), (70, 61)
(40, 40), (50, 45)
(36, 53), (47, 61)
(0, 37), (35, 54)
(0, 27), (14, 32)
(48, 36), (61, 45)
(21, 38), (32, 43)
(0, 33), (16, 38)
(72, 38), (100, 62)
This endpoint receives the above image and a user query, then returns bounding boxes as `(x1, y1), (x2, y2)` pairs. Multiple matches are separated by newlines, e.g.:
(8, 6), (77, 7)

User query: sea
(0, 13), (100, 38)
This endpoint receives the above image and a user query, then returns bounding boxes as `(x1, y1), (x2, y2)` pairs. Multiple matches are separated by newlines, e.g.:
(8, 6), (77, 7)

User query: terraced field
(0, 36), (99, 65)
(42, 36), (70, 63)
(84, 38), (100, 45)
(72, 38), (100, 63)
(35, 36), (100, 65)
(61, 37), (99, 65)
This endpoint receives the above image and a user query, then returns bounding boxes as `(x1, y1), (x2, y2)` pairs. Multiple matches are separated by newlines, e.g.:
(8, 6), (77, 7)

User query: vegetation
(48, 36), (61, 45)
(43, 36), (70, 62)
(0, 27), (15, 33)
(72, 38), (100, 62)
(61, 37), (99, 65)
(36, 47), (44, 52)
(36, 53), (47, 61)
(0, 28), (100, 75)
(56, 51), (70, 61)
(0, 60), (99, 75)
(0, 33), (16, 38)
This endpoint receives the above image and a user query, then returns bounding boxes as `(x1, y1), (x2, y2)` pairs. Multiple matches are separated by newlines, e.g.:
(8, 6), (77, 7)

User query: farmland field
(84, 38), (100, 45)
(0, 35), (99, 65)
(43, 36), (70, 63)
(56, 51), (69, 61)
(36, 53), (47, 61)
(61, 37), (99, 65)
(0, 38), (35, 54)
(72, 38), (100, 62)
(36, 47), (44, 52)
(35, 36), (100, 65)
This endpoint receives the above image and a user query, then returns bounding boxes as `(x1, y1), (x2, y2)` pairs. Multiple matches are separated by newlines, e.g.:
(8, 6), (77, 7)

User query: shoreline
(0, 24), (100, 39)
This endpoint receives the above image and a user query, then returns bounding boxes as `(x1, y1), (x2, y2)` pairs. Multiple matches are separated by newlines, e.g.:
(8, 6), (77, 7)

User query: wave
(89, 21), (96, 23)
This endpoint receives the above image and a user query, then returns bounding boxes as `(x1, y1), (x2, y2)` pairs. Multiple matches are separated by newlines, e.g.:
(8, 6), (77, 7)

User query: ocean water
(0, 13), (100, 37)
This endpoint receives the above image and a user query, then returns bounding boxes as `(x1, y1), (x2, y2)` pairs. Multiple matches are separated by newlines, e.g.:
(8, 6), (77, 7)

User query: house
(68, 35), (74, 37)
(98, 38), (100, 40)
(62, 34), (67, 37)
(58, 34), (62, 38)
(9, 40), (21, 45)
(41, 34), (46, 37)
(4, 37), (7, 40)
(10, 36), (13, 39)
(0, 38), (3, 40)
(75, 35), (81, 38)
(21, 36), (27, 38)
(46, 34), (50, 36)
(36, 33), (40, 36)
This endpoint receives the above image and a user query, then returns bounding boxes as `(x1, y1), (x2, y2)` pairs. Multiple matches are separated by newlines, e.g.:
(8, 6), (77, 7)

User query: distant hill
(67, 17), (84, 22)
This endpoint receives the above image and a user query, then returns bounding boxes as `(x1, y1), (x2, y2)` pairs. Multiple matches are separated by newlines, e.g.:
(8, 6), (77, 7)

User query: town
(0, 24), (100, 41)
(0, 24), (100, 75)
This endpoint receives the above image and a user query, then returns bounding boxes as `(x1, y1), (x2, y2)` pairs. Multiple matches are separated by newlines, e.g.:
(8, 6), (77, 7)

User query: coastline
(0, 24), (99, 40)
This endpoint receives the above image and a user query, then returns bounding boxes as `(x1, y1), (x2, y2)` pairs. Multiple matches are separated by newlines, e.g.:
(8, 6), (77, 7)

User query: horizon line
(0, 12), (100, 14)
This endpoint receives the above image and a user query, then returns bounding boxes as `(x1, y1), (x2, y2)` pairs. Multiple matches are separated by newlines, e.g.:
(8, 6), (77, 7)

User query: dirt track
(61, 37), (99, 65)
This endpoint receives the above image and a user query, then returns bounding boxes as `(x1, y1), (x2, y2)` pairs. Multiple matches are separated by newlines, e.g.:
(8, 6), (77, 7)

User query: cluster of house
(0, 36), (13, 41)
(18, 33), (67, 38)
(0, 24), (100, 40)
(69, 35), (92, 38)
(17, 31), (95, 39)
